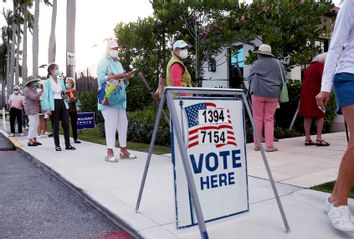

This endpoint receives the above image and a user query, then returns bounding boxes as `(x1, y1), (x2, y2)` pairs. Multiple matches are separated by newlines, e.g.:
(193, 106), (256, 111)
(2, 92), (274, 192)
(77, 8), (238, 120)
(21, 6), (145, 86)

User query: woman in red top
(299, 53), (329, 146)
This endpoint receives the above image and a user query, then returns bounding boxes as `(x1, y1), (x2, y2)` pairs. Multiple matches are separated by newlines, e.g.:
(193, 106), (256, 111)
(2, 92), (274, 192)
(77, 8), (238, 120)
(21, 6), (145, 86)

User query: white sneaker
(327, 205), (354, 232)
(8, 133), (14, 137)
(323, 198), (333, 214)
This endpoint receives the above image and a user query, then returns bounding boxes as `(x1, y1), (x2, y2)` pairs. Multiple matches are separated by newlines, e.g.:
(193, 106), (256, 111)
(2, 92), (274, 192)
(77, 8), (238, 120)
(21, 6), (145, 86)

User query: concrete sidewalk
(4, 131), (353, 239)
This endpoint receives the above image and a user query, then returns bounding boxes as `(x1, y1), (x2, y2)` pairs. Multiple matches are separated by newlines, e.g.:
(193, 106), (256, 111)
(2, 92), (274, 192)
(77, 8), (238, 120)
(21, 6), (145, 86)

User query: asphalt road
(0, 148), (132, 239)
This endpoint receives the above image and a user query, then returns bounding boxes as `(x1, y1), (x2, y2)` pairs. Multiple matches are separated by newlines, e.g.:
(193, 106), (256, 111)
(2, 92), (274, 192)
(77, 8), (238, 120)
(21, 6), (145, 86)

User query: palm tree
(66, 0), (76, 78)
(21, 0), (33, 82)
(48, 0), (57, 63)
(9, 1), (18, 93)
(32, 0), (39, 76)
(15, 23), (21, 86)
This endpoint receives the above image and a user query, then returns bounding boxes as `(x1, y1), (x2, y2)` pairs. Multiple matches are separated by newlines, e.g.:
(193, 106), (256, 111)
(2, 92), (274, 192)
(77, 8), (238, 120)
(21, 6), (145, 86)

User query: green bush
(127, 106), (170, 146)
(79, 91), (104, 124)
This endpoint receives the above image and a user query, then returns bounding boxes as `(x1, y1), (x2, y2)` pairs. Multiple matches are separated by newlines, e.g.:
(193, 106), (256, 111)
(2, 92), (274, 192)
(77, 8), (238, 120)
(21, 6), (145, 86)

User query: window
(208, 58), (216, 72)
(228, 45), (244, 88)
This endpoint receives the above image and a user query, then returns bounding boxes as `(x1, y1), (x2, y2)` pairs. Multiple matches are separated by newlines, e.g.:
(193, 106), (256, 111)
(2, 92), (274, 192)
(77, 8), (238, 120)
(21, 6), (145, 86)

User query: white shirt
(50, 77), (63, 99)
(321, 0), (354, 92)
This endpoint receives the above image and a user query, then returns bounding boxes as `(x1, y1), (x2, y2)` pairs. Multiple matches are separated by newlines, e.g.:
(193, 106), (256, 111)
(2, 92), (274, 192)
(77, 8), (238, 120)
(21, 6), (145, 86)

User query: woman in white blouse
(316, 0), (354, 232)
(42, 64), (75, 151)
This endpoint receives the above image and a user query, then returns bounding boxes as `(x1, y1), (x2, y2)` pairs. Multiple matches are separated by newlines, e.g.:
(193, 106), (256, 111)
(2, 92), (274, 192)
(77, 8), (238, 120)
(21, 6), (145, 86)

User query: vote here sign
(172, 97), (249, 228)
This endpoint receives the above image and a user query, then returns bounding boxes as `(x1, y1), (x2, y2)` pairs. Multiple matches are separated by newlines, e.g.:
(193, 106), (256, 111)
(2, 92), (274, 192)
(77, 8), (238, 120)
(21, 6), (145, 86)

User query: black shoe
(65, 145), (76, 150)
(55, 146), (62, 151)
(74, 140), (81, 144)
(28, 143), (38, 147)
(35, 142), (42, 146)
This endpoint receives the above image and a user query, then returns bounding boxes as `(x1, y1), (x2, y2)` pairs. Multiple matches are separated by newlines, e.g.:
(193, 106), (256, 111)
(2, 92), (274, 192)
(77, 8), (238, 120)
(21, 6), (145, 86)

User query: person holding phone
(42, 63), (75, 151)
(97, 39), (136, 162)
(316, 0), (354, 232)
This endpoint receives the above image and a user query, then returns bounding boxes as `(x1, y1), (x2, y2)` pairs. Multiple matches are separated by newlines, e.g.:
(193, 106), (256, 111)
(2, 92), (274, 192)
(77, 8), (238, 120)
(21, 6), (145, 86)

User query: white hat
(107, 39), (119, 49)
(256, 44), (274, 57)
(172, 40), (190, 50)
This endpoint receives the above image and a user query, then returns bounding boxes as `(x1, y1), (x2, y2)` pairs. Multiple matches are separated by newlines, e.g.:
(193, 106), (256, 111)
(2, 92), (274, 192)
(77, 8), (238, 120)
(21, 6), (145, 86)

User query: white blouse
(321, 0), (354, 92)
(50, 77), (63, 99)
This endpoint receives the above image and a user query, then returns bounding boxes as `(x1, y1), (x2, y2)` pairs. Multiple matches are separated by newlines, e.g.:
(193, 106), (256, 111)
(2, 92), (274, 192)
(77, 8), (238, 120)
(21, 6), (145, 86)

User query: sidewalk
(4, 131), (353, 239)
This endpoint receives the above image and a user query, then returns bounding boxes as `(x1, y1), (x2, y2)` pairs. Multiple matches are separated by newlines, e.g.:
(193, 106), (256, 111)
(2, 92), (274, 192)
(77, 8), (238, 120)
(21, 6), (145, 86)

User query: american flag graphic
(184, 102), (237, 149)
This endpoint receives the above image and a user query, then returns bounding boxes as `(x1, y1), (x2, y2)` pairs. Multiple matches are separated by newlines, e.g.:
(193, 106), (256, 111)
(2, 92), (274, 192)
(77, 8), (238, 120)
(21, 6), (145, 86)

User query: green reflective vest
(166, 55), (192, 87)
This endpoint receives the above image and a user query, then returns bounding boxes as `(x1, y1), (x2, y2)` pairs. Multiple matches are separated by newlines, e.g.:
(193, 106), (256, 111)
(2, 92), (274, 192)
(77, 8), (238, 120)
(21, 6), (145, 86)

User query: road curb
(0, 132), (144, 239)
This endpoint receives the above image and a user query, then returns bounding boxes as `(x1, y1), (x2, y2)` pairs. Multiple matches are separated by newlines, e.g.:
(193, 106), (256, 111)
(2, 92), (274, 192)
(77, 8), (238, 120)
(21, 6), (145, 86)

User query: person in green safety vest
(166, 40), (193, 93)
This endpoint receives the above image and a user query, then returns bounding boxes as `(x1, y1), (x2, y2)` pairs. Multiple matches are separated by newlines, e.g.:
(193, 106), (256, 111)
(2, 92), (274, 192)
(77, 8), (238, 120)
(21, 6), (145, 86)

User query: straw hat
(255, 44), (274, 57)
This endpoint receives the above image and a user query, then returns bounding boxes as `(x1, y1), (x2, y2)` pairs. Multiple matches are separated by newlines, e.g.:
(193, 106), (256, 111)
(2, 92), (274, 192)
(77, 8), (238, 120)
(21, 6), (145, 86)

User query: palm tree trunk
(8, 1), (17, 94)
(32, 0), (40, 77)
(22, 1), (28, 82)
(66, 0), (76, 78)
(5, 39), (10, 97)
(48, 0), (57, 63)
(15, 24), (21, 86)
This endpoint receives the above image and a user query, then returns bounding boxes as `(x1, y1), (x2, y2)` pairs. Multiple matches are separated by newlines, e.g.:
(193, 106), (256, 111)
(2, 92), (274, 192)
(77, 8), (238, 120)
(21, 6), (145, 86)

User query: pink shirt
(171, 63), (188, 96)
(8, 94), (24, 110)
(170, 63), (184, 87)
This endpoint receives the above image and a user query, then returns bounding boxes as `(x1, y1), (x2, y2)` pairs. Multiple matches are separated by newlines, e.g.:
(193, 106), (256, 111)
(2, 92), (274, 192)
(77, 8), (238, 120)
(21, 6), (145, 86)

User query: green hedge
(127, 107), (170, 146)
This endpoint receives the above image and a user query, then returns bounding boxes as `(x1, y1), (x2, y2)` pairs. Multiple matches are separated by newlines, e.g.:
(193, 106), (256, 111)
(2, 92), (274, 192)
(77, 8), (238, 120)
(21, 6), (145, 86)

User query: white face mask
(179, 49), (188, 59)
(109, 50), (119, 58)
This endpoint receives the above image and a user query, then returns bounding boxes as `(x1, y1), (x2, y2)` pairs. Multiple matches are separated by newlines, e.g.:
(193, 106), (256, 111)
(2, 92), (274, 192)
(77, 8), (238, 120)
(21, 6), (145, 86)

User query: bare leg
(107, 148), (114, 158)
(330, 105), (354, 206)
(316, 117), (325, 141)
(304, 117), (312, 141)
(43, 118), (47, 134)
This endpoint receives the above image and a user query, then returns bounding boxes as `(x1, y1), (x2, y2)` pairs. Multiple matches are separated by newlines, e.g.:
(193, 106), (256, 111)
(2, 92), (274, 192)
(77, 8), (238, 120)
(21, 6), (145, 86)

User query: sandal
(305, 140), (315, 146)
(35, 141), (42, 146)
(266, 146), (278, 152)
(65, 145), (76, 150)
(28, 142), (38, 147)
(316, 139), (330, 147)
(105, 156), (118, 163)
(55, 146), (62, 151)
(254, 146), (260, 151)
(120, 152), (137, 160)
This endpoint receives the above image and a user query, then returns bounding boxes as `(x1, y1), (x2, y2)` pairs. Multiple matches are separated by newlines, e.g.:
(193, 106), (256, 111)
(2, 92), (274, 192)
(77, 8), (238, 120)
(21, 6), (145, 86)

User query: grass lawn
(311, 181), (354, 199)
(47, 123), (171, 155)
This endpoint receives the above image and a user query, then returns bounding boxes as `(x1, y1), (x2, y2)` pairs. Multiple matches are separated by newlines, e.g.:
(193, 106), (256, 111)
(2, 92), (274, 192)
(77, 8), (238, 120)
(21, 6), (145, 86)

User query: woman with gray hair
(299, 53), (329, 146)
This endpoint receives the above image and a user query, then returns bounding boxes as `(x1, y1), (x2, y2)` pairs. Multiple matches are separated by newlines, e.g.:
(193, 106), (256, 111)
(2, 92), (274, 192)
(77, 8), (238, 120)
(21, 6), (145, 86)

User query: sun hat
(107, 39), (119, 49)
(25, 75), (40, 86)
(255, 44), (274, 57)
(172, 40), (190, 50)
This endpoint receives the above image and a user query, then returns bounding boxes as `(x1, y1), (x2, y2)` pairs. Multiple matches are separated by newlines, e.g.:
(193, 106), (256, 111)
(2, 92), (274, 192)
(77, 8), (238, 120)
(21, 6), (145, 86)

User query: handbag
(98, 81), (126, 106)
(277, 61), (289, 103)
(97, 61), (126, 107)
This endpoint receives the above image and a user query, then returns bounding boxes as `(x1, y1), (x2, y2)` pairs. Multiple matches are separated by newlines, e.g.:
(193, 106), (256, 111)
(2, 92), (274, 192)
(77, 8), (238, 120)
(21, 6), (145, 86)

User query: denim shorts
(333, 72), (354, 111)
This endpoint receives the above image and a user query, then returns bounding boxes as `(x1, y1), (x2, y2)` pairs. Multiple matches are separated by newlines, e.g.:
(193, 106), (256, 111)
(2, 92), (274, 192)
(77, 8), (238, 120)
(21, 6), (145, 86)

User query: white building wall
(202, 39), (262, 88)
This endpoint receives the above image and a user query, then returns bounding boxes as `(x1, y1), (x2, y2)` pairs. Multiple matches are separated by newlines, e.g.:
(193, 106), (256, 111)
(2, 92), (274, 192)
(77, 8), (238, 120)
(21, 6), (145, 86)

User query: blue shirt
(97, 57), (128, 110)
